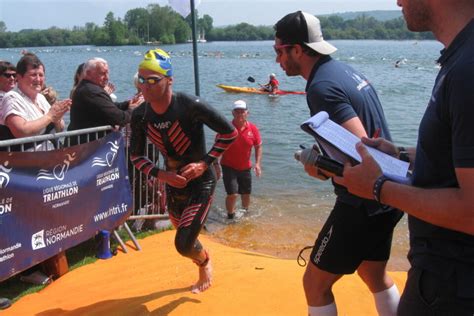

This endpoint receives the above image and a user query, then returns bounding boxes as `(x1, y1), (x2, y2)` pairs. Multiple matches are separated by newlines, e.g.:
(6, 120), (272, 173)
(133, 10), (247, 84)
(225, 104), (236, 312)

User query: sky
(0, 0), (400, 32)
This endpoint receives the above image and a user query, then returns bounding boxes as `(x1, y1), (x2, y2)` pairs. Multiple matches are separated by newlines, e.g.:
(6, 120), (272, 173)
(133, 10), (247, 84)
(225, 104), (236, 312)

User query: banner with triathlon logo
(0, 132), (132, 282)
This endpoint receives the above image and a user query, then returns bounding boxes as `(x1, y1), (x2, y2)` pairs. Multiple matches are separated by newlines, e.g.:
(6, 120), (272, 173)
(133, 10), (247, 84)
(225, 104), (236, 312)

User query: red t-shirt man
(220, 121), (261, 170)
(216, 100), (262, 219)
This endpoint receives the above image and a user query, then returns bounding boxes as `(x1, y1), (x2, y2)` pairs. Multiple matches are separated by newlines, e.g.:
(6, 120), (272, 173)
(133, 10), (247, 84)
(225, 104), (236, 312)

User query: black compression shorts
(310, 200), (403, 274)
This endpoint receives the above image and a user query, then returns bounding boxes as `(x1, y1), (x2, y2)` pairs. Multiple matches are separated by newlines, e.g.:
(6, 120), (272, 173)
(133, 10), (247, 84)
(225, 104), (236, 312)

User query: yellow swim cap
(139, 48), (173, 77)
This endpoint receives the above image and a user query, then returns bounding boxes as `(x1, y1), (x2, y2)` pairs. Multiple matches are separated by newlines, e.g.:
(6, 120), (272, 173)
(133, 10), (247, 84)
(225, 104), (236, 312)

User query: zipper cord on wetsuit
(297, 246), (314, 267)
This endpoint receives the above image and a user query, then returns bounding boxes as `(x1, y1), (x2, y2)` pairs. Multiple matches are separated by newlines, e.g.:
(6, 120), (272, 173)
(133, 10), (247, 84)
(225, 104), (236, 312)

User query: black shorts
(398, 267), (474, 315)
(309, 200), (403, 274)
(222, 165), (252, 195)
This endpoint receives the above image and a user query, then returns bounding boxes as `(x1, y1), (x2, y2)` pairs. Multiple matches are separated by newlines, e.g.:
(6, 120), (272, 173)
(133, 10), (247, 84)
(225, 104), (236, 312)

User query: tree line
(0, 6), (434, 48)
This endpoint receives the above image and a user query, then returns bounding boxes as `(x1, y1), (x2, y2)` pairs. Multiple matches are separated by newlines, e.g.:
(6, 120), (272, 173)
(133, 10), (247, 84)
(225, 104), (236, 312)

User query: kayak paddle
(247, 76), (266, 88)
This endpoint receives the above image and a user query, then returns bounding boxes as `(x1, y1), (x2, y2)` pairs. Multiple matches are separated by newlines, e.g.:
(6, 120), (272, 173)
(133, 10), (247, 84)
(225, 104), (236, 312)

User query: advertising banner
(0, 132), (132, 282)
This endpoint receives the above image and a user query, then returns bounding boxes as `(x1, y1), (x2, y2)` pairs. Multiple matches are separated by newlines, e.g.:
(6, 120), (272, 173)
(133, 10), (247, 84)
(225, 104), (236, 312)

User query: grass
(0, 220), (172, 303)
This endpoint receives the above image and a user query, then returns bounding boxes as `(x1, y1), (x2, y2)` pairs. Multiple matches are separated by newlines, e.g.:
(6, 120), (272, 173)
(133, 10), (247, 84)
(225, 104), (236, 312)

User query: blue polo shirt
(306, 55), (392, 215)
(410, 19), (474, 297)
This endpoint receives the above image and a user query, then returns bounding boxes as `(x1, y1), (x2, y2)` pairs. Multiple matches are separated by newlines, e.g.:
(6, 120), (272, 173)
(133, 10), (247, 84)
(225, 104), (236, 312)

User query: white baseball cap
(233, 100), (247, 110)
(275, 11), (337, 55)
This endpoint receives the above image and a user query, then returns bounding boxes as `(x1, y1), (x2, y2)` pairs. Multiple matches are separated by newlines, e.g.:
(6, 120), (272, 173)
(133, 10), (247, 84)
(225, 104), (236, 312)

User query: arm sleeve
(115, 100), (130, 111)
(129, 105), (161, 178)
(82, 88), (132, 126)
(307, 80), (357, 125)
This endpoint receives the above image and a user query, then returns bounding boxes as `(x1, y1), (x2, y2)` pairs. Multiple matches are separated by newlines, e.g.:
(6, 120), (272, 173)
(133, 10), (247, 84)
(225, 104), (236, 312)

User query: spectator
(1, 53), (70, 151)
(0, 61), (17, 141)
(40, 85), (58, 105)
(69, 62), (85, 99)
(0, 61), (16, 104)
(67, 57), (142, 144)
(0, 53), (70, 285)
(216, 100), (262, 219)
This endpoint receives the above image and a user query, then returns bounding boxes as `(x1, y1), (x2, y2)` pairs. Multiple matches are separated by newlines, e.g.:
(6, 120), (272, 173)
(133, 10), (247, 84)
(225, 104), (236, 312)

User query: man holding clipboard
(274, 11), (403, 316)
(336, 1), (474, 315)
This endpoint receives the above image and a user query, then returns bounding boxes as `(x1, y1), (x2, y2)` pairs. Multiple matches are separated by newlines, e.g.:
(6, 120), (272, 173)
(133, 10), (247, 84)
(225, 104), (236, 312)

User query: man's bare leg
(191, 250), (213, 294)
(226, 194), (238, 219)
(241, 193), (250, 210)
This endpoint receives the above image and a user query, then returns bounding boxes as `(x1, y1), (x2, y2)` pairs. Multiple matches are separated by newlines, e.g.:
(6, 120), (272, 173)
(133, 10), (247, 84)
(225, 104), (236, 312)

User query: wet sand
(5, 230), (406, 315)
(206, 192), (411, 271)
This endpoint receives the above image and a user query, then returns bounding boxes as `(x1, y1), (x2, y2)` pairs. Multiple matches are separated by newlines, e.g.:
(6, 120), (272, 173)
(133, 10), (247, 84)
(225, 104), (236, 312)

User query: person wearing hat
(129, 48), (237, 294)
(261, 73), (279, 94)
(274, 11), (402, 316)
(216, 100), (262, 219)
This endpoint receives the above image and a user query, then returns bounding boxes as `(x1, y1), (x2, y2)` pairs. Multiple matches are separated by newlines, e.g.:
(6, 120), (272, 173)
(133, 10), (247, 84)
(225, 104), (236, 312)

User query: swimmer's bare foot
(191, 258), (212, 294)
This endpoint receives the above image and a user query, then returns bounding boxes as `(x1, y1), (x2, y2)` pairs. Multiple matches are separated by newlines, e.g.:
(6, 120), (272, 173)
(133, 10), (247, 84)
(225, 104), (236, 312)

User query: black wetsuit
(130, 92), (237, 260)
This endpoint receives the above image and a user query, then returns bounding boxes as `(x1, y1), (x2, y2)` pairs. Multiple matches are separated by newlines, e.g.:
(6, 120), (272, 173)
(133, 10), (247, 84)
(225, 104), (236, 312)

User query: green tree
(0, 21), (7, 33)
(124, 8), (150, 42)
(199, 14), (213, 36)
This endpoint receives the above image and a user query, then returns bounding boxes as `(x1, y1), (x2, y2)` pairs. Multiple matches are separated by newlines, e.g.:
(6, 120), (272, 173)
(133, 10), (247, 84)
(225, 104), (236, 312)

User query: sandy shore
(5, 230), (406, 315)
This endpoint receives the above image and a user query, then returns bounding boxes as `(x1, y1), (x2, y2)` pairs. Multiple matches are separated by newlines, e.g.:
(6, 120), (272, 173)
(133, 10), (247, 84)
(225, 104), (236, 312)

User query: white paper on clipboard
(302, 111), (410, 183)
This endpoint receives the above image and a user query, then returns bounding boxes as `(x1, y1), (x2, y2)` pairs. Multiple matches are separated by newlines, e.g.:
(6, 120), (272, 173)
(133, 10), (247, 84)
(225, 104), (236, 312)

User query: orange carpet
(5, 231), (406, 315)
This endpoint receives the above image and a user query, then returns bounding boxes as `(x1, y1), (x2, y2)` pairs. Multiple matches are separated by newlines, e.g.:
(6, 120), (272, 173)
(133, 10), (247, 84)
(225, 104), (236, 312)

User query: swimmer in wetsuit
(129, 49), (237, 294)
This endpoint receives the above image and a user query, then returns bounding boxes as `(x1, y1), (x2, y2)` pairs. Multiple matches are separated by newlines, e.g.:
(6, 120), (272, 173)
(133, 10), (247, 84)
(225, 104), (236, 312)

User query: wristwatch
(373, 175), (389, 204)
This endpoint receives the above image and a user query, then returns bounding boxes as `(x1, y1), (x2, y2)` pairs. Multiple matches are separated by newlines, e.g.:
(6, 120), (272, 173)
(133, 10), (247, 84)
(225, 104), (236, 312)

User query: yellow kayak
(216, 84), (305, 95)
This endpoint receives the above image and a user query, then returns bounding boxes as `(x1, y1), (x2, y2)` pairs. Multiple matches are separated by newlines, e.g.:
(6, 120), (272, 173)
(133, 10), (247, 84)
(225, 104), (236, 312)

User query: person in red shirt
(217, 100), (263, 219)
(262, 73), (279, 94)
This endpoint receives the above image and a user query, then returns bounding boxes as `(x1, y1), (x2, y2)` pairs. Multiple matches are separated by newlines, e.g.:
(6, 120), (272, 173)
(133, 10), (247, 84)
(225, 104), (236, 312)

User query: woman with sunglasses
(130, 49), (237, 294)
(0, 61), (16, 104)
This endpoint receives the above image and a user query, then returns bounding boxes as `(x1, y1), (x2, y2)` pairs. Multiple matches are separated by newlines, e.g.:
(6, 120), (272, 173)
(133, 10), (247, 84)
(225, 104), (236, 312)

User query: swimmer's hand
(161, 171), (188, 188)
(180, 161), (208, 181)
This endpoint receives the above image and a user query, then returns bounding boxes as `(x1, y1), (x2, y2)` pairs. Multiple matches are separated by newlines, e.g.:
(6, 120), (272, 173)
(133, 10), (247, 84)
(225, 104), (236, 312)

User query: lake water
(0, 40), (443, 270)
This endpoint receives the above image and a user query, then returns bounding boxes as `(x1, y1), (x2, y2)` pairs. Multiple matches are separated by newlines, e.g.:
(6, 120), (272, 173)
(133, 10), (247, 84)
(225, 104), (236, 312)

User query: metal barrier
(0, 125), (168, 228)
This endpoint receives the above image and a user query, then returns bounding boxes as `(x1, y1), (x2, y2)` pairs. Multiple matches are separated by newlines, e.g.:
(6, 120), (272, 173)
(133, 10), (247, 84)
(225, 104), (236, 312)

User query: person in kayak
(261, 73), (279, 93)
(130, 48), (237, 294)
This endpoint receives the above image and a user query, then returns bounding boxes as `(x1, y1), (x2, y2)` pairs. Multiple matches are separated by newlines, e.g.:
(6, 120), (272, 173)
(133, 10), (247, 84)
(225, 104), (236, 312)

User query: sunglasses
(137, 75), (165, 85)
(1, 73), (16, 79)
(273, 44), (294, 56)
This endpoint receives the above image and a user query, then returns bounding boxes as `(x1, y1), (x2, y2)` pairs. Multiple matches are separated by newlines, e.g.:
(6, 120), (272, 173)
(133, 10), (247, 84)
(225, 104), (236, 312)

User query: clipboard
(301, 111), (410, 183)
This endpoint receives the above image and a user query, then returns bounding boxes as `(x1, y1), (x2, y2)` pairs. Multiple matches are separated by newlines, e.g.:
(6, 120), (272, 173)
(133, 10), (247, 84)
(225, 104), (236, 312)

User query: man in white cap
(216, 100), (262, 219)
(274, 11), (402, 316)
